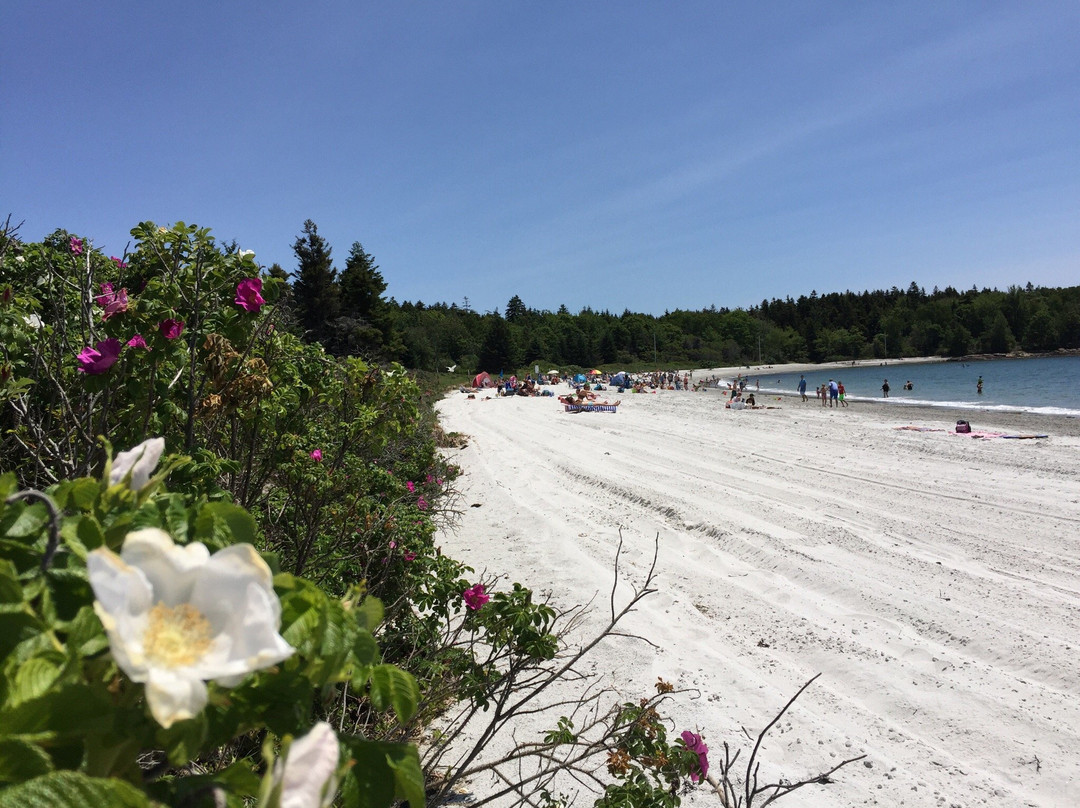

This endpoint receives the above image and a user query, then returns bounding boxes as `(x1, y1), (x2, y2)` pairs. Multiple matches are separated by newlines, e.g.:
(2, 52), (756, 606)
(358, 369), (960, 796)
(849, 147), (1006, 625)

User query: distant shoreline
(685, 355), (1080, 427)
(687, 350), (1079, 380)
(773, 394), (1080, 435)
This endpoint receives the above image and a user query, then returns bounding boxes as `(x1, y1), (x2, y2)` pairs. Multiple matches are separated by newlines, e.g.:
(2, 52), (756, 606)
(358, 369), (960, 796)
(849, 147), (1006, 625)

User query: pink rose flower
(406, 481), (415, 493)
(417, 496), (428, 511)
(310, 449), (323, 462)
(95, 284), (128, 320)
(403, 551), (416, 562)
(111, 256), (128, 269)
(234, 278), (265, 313)
(463, 584), (489, 611)
(680, 731), (709, 783)
(158, 318), (184, 339)
(127, 334), (149, 349)
(70, 236), (83, 255)
(77, 338), (122, 374)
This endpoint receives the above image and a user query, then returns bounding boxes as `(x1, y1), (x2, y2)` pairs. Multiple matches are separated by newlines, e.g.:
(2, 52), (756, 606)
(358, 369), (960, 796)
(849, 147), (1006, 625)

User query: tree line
(283, 220), (1080, 373)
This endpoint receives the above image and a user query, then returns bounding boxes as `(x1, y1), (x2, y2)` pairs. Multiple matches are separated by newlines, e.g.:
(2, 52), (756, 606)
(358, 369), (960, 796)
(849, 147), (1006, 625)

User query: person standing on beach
(977, 375), (983, 394)
(797, 375), (807, 402)
(838, 380), (848, 407)
(828, 379), (839, 408)
(882, 379), (890, 398)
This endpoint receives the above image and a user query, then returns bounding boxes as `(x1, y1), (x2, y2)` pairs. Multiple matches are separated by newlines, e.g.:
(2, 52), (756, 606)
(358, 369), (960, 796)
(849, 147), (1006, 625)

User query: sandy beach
(434, 374), (1080, 807)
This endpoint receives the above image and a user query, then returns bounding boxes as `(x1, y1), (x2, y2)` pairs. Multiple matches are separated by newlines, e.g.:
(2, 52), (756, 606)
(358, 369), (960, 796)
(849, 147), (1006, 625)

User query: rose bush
(1, 220), (728, 807)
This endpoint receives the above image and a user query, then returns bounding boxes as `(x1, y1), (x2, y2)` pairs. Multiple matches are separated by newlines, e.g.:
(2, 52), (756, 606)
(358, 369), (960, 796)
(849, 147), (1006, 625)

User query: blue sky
(4, 2), (1078, 315)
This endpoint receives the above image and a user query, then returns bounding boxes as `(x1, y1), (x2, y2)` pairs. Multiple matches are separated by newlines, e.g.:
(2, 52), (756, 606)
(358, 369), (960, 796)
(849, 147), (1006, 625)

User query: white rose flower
(24, 314), (42, 329)
(109, 437), (166, 491)
(272, 722), (341, 808)
(87, 528), (295, 728)
(239, 249), (256, 259)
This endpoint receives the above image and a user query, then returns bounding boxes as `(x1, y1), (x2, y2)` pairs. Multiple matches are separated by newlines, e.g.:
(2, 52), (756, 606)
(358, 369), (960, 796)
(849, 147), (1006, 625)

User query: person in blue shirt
(797, 375), (807, 402)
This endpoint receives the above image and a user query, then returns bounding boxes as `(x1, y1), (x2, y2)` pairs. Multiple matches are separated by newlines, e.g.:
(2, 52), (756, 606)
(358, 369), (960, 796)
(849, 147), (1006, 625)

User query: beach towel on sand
(565, 404), (618, 413)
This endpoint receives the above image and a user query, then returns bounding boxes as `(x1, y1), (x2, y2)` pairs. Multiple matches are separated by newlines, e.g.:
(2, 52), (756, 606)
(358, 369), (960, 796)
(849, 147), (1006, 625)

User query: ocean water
(741, 356), (1080, 418)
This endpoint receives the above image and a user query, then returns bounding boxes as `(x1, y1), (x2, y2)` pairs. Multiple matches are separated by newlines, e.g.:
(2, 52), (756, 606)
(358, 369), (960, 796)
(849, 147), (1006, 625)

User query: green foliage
(0, 459), (424, 806)
(594, 697), (695, 808)
(291, 219), (340, 343)
(0, 220), (581, 805)
(476, 313), (517, 374)
(335, 241), (401, 360)
(385, 283), (1080, 373)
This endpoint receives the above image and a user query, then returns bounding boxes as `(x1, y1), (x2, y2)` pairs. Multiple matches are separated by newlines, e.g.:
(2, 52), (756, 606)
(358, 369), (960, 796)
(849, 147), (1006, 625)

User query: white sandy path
(435, 388), (1080, 808)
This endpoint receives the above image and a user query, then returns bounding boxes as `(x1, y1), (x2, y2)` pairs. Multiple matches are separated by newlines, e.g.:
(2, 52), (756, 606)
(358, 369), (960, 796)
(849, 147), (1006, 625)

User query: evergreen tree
(476, 314), (515, 374)
(335, 241), (401, 359)
(291, 220), (339, 344)
(505, 294), (527, 323)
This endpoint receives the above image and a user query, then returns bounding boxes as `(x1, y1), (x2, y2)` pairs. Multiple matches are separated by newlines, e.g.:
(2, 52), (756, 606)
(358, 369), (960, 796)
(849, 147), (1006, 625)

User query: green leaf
(1, 502), (48, 539)
(0, 609), (43, 663)
(0, 684), (113, 741)
(6, 655), (64, 708)
(60, 519), (88, 561)
(280, 591), (325, 654)
(350, 630), (379, 669)
(366, 665), (418, 723)
(0, 770), (151, 808)
(0, 738), (53, 785)
(75, 516), (105, 554)
(43, 567), (92, 623)
(0, 559), (22, 603)
(339, 739), (424, 808)
(354, 595), (384, 632)
(68, 478), (101, 511)
(194, 502), (258, 547)
(62, 605), (109, 657)
(157, 495), (191, 544)
(385, 744), (426, 808)
(0, 472), (16, 501)
(212, 759), (261, 797)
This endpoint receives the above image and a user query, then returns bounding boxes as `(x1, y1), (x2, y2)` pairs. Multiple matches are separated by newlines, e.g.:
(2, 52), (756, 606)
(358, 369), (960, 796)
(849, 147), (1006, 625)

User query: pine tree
(291, 220), (339, 344)
(336, 241), (400, 359)
(505, 294), (527, 323)
(477, 314), (515, 374)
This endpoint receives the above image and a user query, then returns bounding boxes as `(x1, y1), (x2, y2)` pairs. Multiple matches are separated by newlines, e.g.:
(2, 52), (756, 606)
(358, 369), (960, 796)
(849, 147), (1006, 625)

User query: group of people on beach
(796, 375), (847, 408)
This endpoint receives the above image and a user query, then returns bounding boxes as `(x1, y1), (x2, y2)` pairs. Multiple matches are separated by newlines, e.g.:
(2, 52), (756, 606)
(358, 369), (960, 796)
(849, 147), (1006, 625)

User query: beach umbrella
(547, 369), (559, 375)
(587, 369), (602, 375)
(573, 373), (587, 383)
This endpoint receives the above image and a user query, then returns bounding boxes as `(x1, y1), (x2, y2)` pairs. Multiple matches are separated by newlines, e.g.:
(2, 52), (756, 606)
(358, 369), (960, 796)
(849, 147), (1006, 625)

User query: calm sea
(744, 356), (1080, 418)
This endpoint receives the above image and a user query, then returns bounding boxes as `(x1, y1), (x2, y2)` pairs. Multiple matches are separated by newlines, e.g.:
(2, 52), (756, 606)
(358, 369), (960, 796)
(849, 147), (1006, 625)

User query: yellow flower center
(144, 603), (213, 667)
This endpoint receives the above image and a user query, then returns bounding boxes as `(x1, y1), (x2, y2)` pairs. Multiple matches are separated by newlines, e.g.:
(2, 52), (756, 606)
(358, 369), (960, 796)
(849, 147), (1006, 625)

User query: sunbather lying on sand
(559, 390), (600, 404)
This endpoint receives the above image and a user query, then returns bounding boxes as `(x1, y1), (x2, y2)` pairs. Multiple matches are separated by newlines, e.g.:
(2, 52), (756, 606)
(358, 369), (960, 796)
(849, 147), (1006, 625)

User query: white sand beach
(435, 375), (1080, 807)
